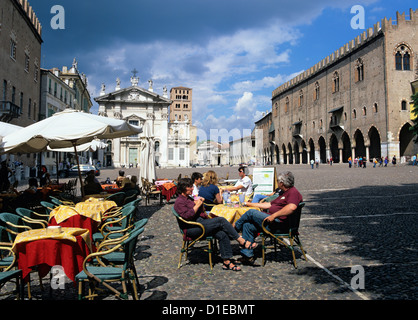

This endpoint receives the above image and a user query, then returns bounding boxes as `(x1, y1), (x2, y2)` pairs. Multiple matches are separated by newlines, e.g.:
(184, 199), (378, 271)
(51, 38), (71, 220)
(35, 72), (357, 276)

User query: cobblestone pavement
(1, 163), (417, 302)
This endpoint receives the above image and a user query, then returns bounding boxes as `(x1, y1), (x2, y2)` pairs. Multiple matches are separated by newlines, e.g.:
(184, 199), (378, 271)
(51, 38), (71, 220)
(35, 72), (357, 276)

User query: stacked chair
(0, 212), (47, 299)
(76, 199), (148, 300)
(0, 234), (23, 300)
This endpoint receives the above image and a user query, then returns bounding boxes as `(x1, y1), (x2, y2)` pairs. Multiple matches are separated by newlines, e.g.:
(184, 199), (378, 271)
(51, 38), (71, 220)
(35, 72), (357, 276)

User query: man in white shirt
(191, 172), (203, 198)
(222, 167), (253, 196)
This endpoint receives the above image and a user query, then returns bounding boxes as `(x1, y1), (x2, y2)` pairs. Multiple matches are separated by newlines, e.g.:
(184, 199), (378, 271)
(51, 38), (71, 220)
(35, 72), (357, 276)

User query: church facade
(94, 75), (171, 168)
(266, 9), (418, 165)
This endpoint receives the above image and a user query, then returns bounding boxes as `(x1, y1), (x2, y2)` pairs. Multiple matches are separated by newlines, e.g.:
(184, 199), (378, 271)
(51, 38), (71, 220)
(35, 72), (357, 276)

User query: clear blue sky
(30, 0), (417, 140)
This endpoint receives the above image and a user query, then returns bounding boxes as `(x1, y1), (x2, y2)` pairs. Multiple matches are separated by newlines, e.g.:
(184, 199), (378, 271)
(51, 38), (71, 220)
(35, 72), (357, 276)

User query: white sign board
(252, 167), (276, 195)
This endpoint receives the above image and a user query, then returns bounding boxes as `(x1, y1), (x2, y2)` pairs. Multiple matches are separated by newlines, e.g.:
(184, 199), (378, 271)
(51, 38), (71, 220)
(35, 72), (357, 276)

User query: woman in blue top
(198, 170), (223, 211)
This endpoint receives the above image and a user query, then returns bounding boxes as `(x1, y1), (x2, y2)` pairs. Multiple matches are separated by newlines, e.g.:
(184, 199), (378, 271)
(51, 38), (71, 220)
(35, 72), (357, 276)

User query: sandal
(222, 260), (241, 271)
(240, 240), (258, 250)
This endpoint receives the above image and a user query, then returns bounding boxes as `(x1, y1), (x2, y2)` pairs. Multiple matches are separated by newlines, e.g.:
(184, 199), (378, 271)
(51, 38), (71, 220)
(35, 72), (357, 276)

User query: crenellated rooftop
(272, 8), (417, 99)
(16, 0), (42, 37)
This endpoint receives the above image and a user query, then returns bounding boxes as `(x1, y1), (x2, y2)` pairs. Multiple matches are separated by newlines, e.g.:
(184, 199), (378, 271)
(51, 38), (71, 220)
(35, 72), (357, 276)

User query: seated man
(221, 166), (253, 196)
(234, 171), (303, 265)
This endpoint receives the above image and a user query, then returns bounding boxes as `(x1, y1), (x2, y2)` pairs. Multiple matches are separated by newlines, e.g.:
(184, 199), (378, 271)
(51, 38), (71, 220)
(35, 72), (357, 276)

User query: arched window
(314, 82), (320, 100)
(394, 44), (413, 71)
(298, 90), (304, 107)
(355, 58), (364, 82)
(353, 109), (357, 119)
(362, 106), (367, 116)
(401, 100), (407, 111)
(285, 97), (289, 113)
(332, 71), (339, 93)
(403, 52), (411, 70)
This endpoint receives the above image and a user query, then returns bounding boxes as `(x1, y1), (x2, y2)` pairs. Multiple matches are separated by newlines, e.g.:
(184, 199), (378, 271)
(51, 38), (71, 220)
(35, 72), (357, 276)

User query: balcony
(0, 101), (21, 122)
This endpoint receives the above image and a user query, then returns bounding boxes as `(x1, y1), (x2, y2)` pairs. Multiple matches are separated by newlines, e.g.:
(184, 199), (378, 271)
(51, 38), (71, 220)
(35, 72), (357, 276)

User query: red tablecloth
(157, 184), (177, 201)
(101, 184), (122, 194)
(15, 236), (90, 283)
(49, 215), (100, 240)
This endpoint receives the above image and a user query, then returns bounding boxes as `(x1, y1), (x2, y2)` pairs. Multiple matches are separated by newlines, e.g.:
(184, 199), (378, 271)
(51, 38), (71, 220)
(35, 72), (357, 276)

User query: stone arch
(293, 140), (300, 164)
(399, 122), (416, 157)
(329, 133), (339, 163)
(341, 131), (351, 163)
(368, 126), (381, 160)
(318, 136), (326, 163)
(275, 144), (280, 164)
(288, 142), (293, 164)
(308, 138), (315, 162)
(282, 144), (288, 165)
(301, 140), (308, 164)
(354, 129), (366, 158)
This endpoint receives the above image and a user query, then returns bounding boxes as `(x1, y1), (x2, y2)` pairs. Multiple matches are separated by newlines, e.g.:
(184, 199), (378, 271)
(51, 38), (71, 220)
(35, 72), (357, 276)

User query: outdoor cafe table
(156, 182), (177, 202)
(101, 183), (122, 194)
(48, 198), (117, 237)
(12, 227), (92, 283)
(209, 204), (259, 225)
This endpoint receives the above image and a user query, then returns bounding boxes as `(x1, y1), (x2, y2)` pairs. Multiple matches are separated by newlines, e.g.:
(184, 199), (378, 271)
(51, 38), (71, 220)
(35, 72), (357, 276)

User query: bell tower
(169, 87), (192, 124)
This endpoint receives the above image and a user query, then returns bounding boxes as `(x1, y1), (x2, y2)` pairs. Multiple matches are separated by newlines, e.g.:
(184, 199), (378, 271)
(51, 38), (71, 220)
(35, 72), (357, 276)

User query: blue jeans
(251, 194), (267, 203)
(235, 209), (287, 258)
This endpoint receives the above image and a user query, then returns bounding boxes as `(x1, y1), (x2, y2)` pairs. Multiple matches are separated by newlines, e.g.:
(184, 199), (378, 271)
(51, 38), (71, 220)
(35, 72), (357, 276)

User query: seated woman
(115, 170), (125, 187)
(122, 175), (140, 196)
(198, 170), (223, 211)
(174, 178), (257, 271)
(82, 174), (104, 196)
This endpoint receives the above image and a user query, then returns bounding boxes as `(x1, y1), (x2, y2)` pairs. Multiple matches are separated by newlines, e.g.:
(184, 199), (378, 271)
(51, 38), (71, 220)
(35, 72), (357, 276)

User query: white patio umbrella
(0, 122), (22, 140)
(138, 123), (156, 188)
(1, 109), (142, 197)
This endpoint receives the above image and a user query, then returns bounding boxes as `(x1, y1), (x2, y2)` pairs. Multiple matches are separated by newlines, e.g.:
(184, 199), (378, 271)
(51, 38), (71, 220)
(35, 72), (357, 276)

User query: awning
(328, 106), (344, 113)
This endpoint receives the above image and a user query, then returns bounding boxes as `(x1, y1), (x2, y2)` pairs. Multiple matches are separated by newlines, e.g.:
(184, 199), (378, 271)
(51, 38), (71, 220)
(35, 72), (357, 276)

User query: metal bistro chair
(0, 241), (23, 300)
(171, 206), (215, 270)
(260, 202), (308, 268)
(75, 225), (145, 300)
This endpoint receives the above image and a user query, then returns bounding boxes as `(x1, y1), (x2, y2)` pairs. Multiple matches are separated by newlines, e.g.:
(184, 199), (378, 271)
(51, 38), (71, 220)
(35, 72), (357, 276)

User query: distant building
(197, 141), (229, 166)
(168, 87), (198, 167)
(254, 111), (273, 165)
(229, 134), (256, 166)
(269, 9), (418, 165)
(95, 75), (171, 168)
(58, 58), (92, 113)
(0, 0), (43, 169)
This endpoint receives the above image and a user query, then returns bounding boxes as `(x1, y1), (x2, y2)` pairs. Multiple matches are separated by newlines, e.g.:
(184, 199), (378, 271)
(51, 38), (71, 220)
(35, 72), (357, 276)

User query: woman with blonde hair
(198, 170), (223, 211)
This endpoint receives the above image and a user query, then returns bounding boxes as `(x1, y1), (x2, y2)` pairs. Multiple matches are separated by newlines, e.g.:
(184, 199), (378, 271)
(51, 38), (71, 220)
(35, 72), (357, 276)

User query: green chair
(95, 219), (148, 288)
(0, 226), (16, 270)
(123, 192), (138, 205)
(0, 213), (45, 242)
(260, 202), (308, 268)
(0, 242), (23, 300)
(75, 225), (145, 300)
(15, 207), (49, 225)
(259, 194), (280, 203)
(106, 192), (126, 207)
(40, 201), (56, 215)
(92, 205), (136, 244)
(171, 206), (215, 270)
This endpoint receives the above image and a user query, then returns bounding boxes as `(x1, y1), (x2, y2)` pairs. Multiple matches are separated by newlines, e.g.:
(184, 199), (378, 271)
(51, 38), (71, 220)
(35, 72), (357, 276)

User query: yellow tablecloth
(12, 227), (92, 253)
(75, 199), (117, 221)
(49, 199), (116, 224)
(229, 194), (251, 203)
(209, 205), (259, 225)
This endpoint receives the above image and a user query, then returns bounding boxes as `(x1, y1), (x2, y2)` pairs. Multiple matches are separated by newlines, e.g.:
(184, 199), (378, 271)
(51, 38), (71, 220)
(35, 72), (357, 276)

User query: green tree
(410, 92), (418, 142)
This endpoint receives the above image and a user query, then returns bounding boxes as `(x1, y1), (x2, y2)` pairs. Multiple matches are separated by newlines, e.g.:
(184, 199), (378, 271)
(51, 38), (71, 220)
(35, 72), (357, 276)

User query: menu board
(252, 167), (277, 195)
